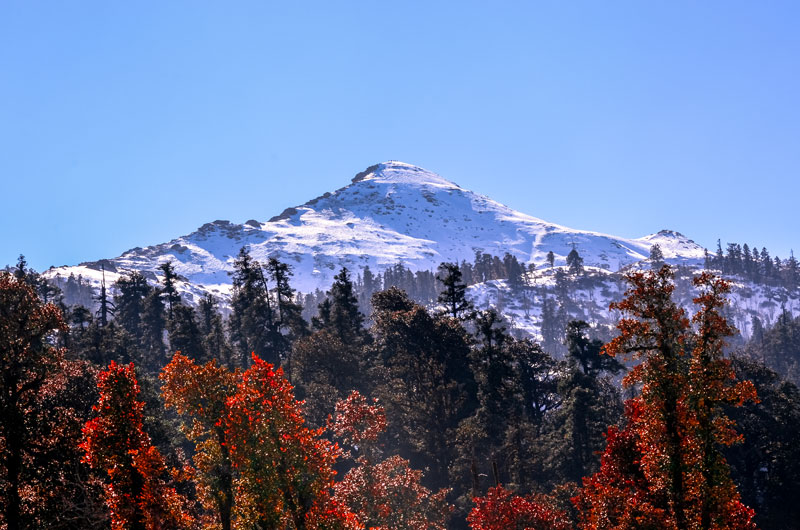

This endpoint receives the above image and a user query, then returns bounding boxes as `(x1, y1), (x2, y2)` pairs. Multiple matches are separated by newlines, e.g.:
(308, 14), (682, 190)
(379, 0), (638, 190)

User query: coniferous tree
(113, 271), (151, 340)
(265, 257), (308, 358)
(564, 320), (623, 377)
(542, 321), (623, 485)
(198, 294), (235, 367)
(96, 265), (113, 327)
(783, 250), (799, 291)
(436, 262), (474, 320)
(228, 247), (274, 365)
(139, 289), (166, 370)
(168, 304), (205, 361)
(649, 244), (665, 269)
(540, 296), (562, 357)
(311, 267), (366, 345)
(725, 356), (800, 530)
(747, 308), (800, 385)
(158, 261), (181, 319)
(327, 267), (366, 343)
(566, 248), (584, 275)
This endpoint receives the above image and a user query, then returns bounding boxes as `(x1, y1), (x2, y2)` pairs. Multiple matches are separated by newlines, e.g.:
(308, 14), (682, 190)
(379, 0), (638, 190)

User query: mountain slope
(44, 161), (706, 301)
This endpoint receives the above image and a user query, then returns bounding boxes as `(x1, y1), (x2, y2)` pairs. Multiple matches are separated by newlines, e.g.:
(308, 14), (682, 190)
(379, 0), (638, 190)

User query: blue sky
(1, 1), (798, 271)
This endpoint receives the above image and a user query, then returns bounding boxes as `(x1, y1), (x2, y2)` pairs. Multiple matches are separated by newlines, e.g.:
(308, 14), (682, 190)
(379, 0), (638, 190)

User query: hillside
(44, 161), (706, 305)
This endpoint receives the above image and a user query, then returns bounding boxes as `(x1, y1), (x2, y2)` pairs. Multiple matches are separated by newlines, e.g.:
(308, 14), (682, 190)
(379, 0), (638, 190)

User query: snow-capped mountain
(44, 161), (706, 303)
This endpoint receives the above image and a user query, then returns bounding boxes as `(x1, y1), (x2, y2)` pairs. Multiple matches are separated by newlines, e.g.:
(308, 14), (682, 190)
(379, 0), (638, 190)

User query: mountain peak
(350, 161), (462, 190)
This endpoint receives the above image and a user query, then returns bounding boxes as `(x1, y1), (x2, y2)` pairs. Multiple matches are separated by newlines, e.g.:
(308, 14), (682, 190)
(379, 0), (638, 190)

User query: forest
(2, 249), (800, 530)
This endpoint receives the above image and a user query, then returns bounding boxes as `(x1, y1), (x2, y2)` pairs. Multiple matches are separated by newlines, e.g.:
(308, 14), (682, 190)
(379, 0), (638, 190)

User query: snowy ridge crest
(44, 161), (707, 299)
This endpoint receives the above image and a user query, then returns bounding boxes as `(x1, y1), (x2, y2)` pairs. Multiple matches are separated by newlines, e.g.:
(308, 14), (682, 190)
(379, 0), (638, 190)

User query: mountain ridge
(44, 161), (706, 302)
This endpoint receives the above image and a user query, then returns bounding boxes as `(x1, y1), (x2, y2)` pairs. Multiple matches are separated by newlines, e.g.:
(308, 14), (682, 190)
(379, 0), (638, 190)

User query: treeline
(2, 254), (800, 529)
(300, 251), (530, 318)
(705, 241), (799, 290)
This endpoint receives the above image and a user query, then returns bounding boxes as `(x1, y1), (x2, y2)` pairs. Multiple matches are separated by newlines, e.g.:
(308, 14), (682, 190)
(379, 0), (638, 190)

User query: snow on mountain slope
(43, 161), (706, 299)
(467, 266), (800, 343)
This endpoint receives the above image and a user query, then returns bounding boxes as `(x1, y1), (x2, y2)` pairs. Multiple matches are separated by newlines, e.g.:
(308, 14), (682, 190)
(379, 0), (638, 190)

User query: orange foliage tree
(161, 353), (360, 530)
(577, 266), (758, 530)
(81, 361), (194, 530)
(161, 353), (238, 530)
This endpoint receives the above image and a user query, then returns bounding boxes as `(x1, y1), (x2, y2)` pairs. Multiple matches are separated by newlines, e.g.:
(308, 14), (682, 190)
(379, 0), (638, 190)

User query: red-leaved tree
(162, 353), (360, 530)
(467, 486), (572, 530)
(331, 391), (453, 530)
(225, 355), (359, 529)
(81, 361), (194, 530)
(576, 266), (758, 530)
(0, 272), (104, 529)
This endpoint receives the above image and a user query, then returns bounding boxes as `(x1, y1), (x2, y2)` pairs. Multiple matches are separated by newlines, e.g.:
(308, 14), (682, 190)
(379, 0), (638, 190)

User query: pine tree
(542, 322), (623, 486)
(168, 304), (205, 361)
(725, 356), (800, 529)
(566, 248), (584, 275)
(228, 247), (274, 365)
(113, 271), (151, 339)
(783, 250), (798, 291)
(547, 250), (556, 269)
(436, 262), (474, 320)
(540, 296), (565, 357)
(565, 320), (623, 377)
(158, 261), (181, 319)
(139, 290), (166, 370)
(650, 244), (665, 270)
(265, 257), (308, 356)
(198, 294), (235, 367)
(96, 264), (113, 327)
(321, 267), (366, 344)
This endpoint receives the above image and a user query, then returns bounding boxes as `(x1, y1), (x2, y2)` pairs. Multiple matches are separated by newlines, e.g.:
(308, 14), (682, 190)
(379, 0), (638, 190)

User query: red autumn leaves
(84, 355), (449, 529)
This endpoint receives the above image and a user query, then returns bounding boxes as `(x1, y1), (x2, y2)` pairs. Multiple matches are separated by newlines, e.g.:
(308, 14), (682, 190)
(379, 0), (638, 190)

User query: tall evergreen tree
(228, 247), (274, 365)
(649, 244), (665, 269)
(168, 304), (205, 361)
(564, 320), (623, 377)
(158, 261), (181, 319)
(542, 321), (622, 485)
(95, 264), (113, 327)
(265, 258), (308, 349)
(546, 250), (556, 269)
(322, 267), (366, 343)
(566, 248), (584, 275)
(436, 262), (474, 320)
(198, 294), (235, 367)
(139, 289), (166, 370)
(113, 271), (151, 339)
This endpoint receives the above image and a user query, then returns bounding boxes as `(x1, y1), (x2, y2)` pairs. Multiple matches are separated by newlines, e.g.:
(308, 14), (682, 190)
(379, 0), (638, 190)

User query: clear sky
(2, 1), (798, 271)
